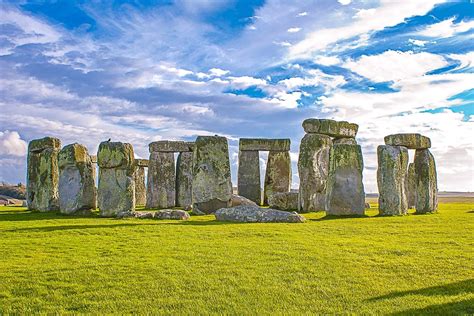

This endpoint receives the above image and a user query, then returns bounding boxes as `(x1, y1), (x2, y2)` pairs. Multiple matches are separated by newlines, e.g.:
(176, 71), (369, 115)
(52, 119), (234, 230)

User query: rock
(268, 192), (298, 211)
(58, 143), (97, 214)
(231, 194), (258, 207)
(97, 141), (135, 217)
(215, 205), (305, 223)
(334, 138), (357, 145)
(134, 211), (154, 219)
(414, 149), (438, 213)
(135, 159), (149, 167)
(263, 151), (291, 205)
(298, 133), (332, 212)
(405, 163), (416, 209)
(192, 136), (232, 214)
(365, 203), (370, 209)
(134, 166), (147, 206)
(239, 138), (290, 151)
(377, 145), (409, 216)
(116, 210), (136, 219)
(384, 133), (431, 149)
(154, 209), (190, 220)
(176, 151), (193, 210)
(146, 151), (176, 209)
(149, 141), (194, 153)
(237, 150), (261, 204)
(90, 155), (97, 163)
(302, 119), (358, 138)
(326, 144), (365, 215)
(27, 137), (61, 212)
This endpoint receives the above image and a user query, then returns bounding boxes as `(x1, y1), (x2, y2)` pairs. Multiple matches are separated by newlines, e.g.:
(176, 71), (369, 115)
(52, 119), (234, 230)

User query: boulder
(302, 119), (358, 138)
(263, 151), (291, 205)
(146, 151), (176, 209)
(215, 205), (305, 223)
(149, 141), (194, 153)
(58, 143), (97, 214)
(231, 194), (258, 207)
(239, 138), (290, 151)
(176, 151), (193, 210)
(134, 211), (154, 219)
(154, 209), (190, 220)
(405, 163), (416, 209)
(268, 192), (298, 211)
(298, 133), (332, 212)
(377, 145), (409, 216)
(27, 137), (61, 212)
(414, 149), (438, 213)
(384, 133), (431, 149)
(134, 166), (147, 206)
(192, 136), (232, 214)
(326, 144), (365, 215)
(237, 150), (261, 204)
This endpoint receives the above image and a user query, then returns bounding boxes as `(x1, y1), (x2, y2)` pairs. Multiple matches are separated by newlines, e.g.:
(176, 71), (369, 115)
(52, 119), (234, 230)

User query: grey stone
(302, 119), (358, 138)
(298, 133), (332, 212)
(116, 210), (136, 219)
(27, 137), (61, 212)
(377, 145), (409, 216)
(146, 151), (176, 209)
(405, 163), (416, 209)
(176, 151), (193, 210)
(215, 205), (305, 223)
(326, 144), (365, 215)
(134, 211), (154, 219)
(263, 151), (291, 205)
(414, 149), (438, 213)
(334, 137), (357, 145)
(231, 194), (258, 207)
(149, 140), (194, 153)
(237, 150), (261, 204)
(268, 192), (298, 211)
(239, 138), (290, 151)
(97, 141), (134, 169)
(384, 133), (431, 149)
(134, 166), (147, 206)
(135, 159), (148, 167)
(58, 143), (97, 214)
(154, 209), (190, 220)
(90, 155), (97, 164)
(192, 136), (232, 214)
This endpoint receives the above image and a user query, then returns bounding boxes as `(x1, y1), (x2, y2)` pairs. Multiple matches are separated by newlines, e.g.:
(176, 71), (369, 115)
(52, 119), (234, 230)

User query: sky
(0, 0), (473, 192)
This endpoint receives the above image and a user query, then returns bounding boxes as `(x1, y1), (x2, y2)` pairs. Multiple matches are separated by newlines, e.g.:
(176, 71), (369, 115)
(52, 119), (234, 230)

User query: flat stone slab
(384, 133), (431, 149)
(149, 141), (194, 152)
(302, 119), (358, 138)
(215, 205), (305, 223)
(239, 138), (290, 151)
(117, 210), (190, 220)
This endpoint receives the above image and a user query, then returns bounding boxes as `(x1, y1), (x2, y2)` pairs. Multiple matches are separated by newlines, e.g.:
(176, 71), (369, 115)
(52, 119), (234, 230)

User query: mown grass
(1, 202), (473, 314)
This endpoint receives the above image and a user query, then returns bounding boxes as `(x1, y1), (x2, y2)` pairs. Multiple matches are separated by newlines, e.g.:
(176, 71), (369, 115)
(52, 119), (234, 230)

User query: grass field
(1, 201), (473, 314)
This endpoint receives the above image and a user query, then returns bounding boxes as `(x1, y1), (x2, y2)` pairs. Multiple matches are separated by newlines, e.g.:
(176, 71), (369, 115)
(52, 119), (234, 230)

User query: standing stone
(377, 145), (408, 216)
(263, 151), (291, 205)
(192, 136), (232, 214)
(298, 133), (332, 212)
(97, 141), (135, 217)
(326, 144), (365, 215)
(27, 137), (61, 212)
(58, 143), (97, 214)
(237, 150), (261, 204)
(134, 166), (146, 205)
(176, 151), (193, 210)
(414, 149), (438, 213)
(146, 152), (176, 209)
(405, 163), (416, 209)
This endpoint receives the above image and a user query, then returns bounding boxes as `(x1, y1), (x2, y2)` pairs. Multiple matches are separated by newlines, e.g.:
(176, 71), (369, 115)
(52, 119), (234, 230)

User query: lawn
(0, 201), (473, 314)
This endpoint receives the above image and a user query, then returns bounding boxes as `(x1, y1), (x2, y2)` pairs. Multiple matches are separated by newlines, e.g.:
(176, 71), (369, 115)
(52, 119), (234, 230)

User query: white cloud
(314, 55), (341, 66)
(297, 12), (308, 17)
(287, 27), (302, 33)
(408, 38), (428, 46)
(228, 76), (267, 89)
(274, 41), (292, 47)
(353, 9), (376, 19)
(338, 0), (352, 5)
(0, 131), (27, 157)
(448, 52), (474, 70)
(209, 68), (230, 77)
(418, 18), (474, 38)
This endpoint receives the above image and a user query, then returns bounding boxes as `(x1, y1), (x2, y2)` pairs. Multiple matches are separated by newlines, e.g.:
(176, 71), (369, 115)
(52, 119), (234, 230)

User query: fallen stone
(215, 205), (305, 223)
(146, 151), (176, 209)
(154, 209), (190, 220)
(384, 133), (431, 149)
(231, 194), (258, 207)
(116, 210), (136, 219)
(239, 138), (290, 151)
(268, 192), (298, 211)
(302, 119), (358, 138)
(237, 150), (261, 204)
(405, 163), (416, 209)
(176, 151), (193, 210)
(135, 211), (154, 219)
(149, 141), (194, 152)
(134, 166), (147, 206)
(263, 151), (291, 205)
(414, 149), (438, 213)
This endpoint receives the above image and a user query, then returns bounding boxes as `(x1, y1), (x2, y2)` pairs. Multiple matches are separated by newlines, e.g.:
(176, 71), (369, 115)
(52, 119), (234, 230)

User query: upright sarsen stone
(377, 145), (408, 216)
(58, 143), (96, 214)
(263, 151), (291, 205)
(298, 133), (332, 212)
(405, 163), (416, 209)
(326, 144), (365, 215)
(176, 151), (193, 210)
(192, 136), (232, 214)
(134, 165), (147, 206)
(237, 150), (261, 204)
(414, 149), (438, 213)
(27, 137), (61, 211)
(146, 152), (176, 209)
(97, 141), (135, 217)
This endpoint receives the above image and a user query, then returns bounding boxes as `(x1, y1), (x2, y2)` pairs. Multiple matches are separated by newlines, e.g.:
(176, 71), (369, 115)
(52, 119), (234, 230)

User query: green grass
(1, 202), (473, 314)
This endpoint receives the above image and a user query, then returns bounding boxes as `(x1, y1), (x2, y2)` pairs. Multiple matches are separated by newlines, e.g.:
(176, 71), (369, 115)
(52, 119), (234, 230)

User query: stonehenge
(414, 149), (438, 213)
(405, 163), (416, 209)
(176, 151), (193, 210)
(134, 159), (148, 206)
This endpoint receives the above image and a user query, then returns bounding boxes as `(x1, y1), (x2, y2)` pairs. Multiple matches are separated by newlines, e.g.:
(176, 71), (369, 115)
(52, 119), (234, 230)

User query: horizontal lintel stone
(149, 141), (194, 153)
(302, 119), (358, 138)
(239, 138), (290, 151)
(384, 133), (431, 149)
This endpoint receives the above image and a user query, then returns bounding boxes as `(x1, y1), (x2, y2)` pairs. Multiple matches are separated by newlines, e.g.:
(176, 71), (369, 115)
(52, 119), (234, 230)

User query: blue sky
(0, 0), (473, 192)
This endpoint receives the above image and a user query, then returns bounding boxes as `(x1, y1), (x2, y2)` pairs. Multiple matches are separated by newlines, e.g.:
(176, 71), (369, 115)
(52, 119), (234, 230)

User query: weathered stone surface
(97, 141), (135, 217)
(149, 141), (194, 153)
(215, 205), (305, 223)
(134, 166), (146, 205)
(231, 194), (258, 207)
(192, 136), (232, 214)
(384, 133), (431, 149)
(263, 151), (291, 205)
(268, 192), (298, 211)
(239, 138), (290, 151)
(237, 150), (261, 204)
(27, 137), (61, 212)
(414, 149), (438, 213)
(326, 144), (365, 215)
(377, 145), (409, 216)
(154, 209), (190, 220)
(302, 119), (358, 138)
(90, 155), (97, 163)
(58, 143), (97, 214)
(298, 133), (332, 212)
(334, 137), (357, 145)
(176, 151), (193, 210)
(405, 163), (416, 209)
(135, 211), (154, 219)
(135, 159), (148, 167)
(146, 152), (175, 209)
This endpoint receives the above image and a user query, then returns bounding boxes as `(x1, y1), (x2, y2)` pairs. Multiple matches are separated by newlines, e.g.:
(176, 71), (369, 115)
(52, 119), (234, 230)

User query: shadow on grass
(390, 298), (474, 315)
(0, 210), (101, 222)
(310, 214), (371, 221)
(4, 222), (159, 232)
